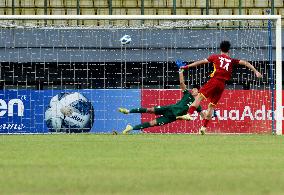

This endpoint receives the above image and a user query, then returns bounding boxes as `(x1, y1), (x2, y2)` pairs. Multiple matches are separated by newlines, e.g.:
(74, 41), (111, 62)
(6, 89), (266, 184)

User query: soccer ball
(45, 92), (94, 133)
(120, 35), (131, 45)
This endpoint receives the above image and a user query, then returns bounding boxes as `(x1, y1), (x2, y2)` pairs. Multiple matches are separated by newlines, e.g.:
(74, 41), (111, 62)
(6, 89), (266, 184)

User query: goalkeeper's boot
(199, 126), (206, 135)
(176, 114), (193, 121)
(118, 107), (130, 114)
(122, 124), (133, 134)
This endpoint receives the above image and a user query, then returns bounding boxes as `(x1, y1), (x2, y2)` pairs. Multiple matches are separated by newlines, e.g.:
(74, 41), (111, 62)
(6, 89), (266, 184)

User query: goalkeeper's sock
(202, 119), (210, 127)
(130, 108), (147, 113)
(188, 106), (197, 115)
(133, 122), (151, 130)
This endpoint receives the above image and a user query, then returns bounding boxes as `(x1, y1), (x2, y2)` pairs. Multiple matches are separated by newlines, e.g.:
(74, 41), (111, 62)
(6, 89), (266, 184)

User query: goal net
(0, 15), (282, 135)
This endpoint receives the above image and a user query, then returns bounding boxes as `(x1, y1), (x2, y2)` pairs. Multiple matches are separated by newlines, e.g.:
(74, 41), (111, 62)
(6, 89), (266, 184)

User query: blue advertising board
(0, 89), (141, 133)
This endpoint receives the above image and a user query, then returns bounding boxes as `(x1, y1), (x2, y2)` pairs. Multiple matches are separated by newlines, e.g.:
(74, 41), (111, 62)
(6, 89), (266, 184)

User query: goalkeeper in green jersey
(118, 67), (209, 134)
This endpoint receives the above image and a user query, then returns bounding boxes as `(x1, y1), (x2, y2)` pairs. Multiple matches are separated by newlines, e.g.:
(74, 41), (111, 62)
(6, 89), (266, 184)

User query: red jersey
(207, 54), (240, 81)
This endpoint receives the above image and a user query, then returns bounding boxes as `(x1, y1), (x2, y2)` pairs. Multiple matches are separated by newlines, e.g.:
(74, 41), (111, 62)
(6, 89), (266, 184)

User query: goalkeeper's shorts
(156, 116), (176, 126)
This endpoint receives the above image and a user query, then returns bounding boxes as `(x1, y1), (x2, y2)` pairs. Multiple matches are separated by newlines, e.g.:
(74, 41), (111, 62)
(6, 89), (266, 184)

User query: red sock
(188, 106), (197, 115)
(202, 119), (210, 127)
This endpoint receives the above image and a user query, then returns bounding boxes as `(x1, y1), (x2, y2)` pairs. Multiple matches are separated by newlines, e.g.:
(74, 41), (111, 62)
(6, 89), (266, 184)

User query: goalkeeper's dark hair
(220, 41), (231, 53)
(192, 84), (200, 90)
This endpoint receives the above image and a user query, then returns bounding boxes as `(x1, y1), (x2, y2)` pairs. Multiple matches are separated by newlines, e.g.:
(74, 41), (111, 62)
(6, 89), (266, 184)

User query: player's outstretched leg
(199, 103), (215, 135)
(118, 107), (151, 114)
(176, 114), (193, 120)
(122, 122), (151, 134)
(118, 107), (155, 114)
(122, 124), (134, 134)
(118, 107), (130, 114)
(122, 120), (154, 134)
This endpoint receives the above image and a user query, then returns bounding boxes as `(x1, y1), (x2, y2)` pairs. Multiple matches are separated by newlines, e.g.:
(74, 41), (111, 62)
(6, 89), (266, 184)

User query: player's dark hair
(192, 84), (200, 90)
(220, 41), (231, 53)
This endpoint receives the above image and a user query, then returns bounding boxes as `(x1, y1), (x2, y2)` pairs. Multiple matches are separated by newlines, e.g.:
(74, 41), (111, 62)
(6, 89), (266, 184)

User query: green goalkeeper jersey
(171, 89), (202, 116)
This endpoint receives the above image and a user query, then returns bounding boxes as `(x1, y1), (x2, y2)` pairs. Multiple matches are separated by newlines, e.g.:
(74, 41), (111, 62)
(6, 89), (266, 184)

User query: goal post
(0, 15), (283, 135)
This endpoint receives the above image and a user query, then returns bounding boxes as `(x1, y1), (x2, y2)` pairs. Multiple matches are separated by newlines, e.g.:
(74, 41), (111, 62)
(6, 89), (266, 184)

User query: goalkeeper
(118, 66), (210, 134)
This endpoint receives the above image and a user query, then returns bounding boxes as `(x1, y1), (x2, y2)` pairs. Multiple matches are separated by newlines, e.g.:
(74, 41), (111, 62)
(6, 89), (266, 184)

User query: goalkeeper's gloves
(175, 59), (188, 69)
(176, 114), (193, 121)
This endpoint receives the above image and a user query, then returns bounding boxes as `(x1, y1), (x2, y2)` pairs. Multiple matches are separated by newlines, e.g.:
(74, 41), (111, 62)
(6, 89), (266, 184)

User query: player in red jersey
(176, 41), (262, 134)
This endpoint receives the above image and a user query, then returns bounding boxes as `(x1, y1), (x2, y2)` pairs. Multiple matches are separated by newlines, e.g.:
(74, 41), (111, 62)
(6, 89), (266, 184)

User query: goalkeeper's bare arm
(178, 69), (186, 91)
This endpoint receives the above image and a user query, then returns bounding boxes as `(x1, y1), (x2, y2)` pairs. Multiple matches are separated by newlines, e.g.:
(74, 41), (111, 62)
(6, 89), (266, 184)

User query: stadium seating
(278, 8), (284, 25)
(127, 8), (141, 15)
(241, 0), (254, 7)
(210, 0), (225, 8)
(96, 8), (109, 16)
(144, 8), (157, 15)
(176, 8), (187, 15)
(138, 0), (151, 7)
(34, 0), (45, 7)
(127, 8), (142, 25)
(93, 0), (108, 7)
(233, 8), (246, 15)
(224, 0), (239, 8)
(6, 0), (20, 7)
(0, 8), (5, 15)
(152, 0), (167, 7)
(167, 0), (182, 7)
(65, 0), (77, 7)
(5, 8), (21, 15)
(35, 8), (45, 15)
(112, 0), (123, 7)
(188, 8), (202, 15)
(248, 8), (264, 16)
(112, 8), (128, 25)
(218, 8), (233, 15)
(123, 0), (138, 7)
(254, 0), (269, 7)
(157, 8), (172, 15)
(274, 0), (283, 7)
(49, 0), (64, 7)
(0, 0), (5, 7)
(180, 0), (195, 7)
(21, 8), (36, 15)
(204, 9), (217, 15)
(81, 8), (96, 15)
(20, 0), (34, 7)
(80, 0), (94, 7)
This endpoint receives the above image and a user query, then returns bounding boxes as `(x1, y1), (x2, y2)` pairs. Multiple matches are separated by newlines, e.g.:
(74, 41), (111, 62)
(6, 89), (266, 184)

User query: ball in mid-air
(120, 35), (131, 45)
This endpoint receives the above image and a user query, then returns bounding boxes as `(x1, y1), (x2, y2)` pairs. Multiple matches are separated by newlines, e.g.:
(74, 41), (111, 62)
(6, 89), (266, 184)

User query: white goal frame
(0, 15), (282, 135)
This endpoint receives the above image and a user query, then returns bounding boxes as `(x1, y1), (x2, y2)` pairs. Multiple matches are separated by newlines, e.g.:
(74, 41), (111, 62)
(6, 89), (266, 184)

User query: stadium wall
(0, 29), (283, 62)
(141, 89), (279, 134)
(0, 89), (141, 133)
(0, 89), (282, 134)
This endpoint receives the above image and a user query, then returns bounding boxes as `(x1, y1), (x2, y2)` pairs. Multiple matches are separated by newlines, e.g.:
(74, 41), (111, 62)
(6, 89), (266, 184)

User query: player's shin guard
(130, 108), (147, 113)
(133, 122), (151, 130)
(188, 106), (197, 115)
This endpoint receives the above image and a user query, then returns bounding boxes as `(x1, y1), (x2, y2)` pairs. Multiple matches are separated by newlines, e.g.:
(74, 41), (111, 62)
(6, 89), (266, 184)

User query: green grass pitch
(1, 134), (284, 194)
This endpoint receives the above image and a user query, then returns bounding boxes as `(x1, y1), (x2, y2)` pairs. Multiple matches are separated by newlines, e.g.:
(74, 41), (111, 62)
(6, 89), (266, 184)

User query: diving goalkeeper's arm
(176, 59), (209, 70)
(179, 69), (186, 91)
